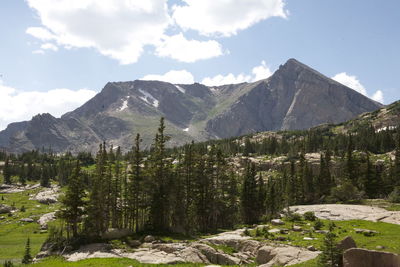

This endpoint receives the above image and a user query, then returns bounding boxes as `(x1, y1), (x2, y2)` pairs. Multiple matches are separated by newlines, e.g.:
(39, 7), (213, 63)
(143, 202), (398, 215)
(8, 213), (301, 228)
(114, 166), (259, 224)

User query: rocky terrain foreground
(290, 204), (400, 225)
(58, 229), (319, 266)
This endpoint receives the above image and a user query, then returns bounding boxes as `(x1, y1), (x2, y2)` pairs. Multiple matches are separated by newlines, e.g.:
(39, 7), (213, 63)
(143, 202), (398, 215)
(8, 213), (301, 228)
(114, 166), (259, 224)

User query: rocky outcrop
(343, 248), (400, 267)
(0, 59), (382, 154)
(0, 183), (40, 194)
(37, 212), (56, 229)
(290, 204), (400, 225)
(256, 245), (320, 267)
(30, 185), (60, 204)
(0, 204), (13, 214)
(205, 59), (381, 138)
(338, 236), (357, 251)
(56, 226), (320, 266)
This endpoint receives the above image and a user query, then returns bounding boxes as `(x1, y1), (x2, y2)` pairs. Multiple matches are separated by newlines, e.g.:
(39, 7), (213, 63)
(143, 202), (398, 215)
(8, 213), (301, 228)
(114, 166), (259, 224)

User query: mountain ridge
(0, 58), (383, 153)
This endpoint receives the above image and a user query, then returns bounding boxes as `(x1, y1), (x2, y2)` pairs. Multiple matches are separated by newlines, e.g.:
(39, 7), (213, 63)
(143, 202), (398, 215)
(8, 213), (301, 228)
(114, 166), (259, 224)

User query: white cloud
(202, 61), (273, 86)
(252, 60), (273, 81)
(41, 43), (58, 51)
(0, 81), (96, 130)
(26, 0), (171, 64)
(332, 72), (367, 96)
(172, 0), (288, 37)
(155, 33), (223, 62)
(141, 70), (194, 84)
(372, 90), (384, 103)
(25, 0), (288, 63)
(26, 26), (55, 41)
(332, 72), (384, 103)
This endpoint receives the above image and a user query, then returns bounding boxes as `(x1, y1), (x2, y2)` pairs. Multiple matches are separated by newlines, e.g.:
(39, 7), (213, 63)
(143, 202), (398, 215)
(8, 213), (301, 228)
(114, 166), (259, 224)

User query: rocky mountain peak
(0, 58), (383, 153)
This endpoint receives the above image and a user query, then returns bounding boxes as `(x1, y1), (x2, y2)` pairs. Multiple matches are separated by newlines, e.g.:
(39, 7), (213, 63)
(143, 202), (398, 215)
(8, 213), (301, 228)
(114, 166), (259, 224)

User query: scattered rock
(275, 236), (286, 241)
(128, 240), (141, 248)
(292, 225), (302, 232)
(0, 183), (40, 194)
(268, 228), (280, 234)
(256, 246), (275, 264)
(338, 236), (357, 251)
(354, 228), (378, 235)
(343, 248), (400, 267)
(315, 230), (329, 234)
(303, 237), (315, 241)
(376, 245), (386, 250)
(0, 204), (12, 214)
(307, 245), (317, 251)
(144, 235), (156, 243)
(279, 229), (289, 234)
(30, 185), (60, 204)
(20, 218), (34, 223)
(257, 245), (320, 267)
(271, 219), (285, 225)
(37, 212), (56, 230)
(101, 228), (133, 240)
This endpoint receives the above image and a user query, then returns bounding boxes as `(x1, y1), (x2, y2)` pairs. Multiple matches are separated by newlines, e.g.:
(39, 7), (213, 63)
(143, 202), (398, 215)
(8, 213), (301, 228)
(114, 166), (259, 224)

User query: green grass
(288, 257), (318, 267)
(248, 218), (400, 254)
(206, 243), (237, 255)
(363, 199), (400, 211)
(0, 187), (60, 263)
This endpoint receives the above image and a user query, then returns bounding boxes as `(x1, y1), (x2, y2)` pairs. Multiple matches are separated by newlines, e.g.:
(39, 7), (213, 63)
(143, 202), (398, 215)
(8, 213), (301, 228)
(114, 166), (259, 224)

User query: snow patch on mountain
(175, 85), (186, 93)
(138, 89), (159, 108)
(118, 97), (130, 111)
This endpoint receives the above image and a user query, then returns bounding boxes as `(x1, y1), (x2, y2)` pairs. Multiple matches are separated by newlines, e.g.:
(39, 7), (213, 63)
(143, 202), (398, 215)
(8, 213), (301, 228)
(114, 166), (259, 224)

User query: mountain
(0, 58), (383, 153)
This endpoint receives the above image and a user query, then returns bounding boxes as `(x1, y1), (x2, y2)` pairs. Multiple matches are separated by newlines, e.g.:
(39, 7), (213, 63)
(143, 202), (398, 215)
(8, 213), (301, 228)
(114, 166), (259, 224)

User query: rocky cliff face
(205, 59), (382, 138)
(0, 59), (382, 153)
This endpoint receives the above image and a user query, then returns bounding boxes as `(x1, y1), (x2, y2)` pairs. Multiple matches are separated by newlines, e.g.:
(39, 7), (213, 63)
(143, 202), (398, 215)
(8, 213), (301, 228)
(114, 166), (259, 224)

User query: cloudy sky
(0, 0), (399, 130)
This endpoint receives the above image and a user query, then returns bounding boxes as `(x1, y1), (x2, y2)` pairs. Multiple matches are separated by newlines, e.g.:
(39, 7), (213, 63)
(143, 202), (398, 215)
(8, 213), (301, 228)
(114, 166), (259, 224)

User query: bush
(243, 228), (250, 236)
(3, 260), (14, 267)
(388, 187), (400, 203)
(287, 213), (302, 222)
(330, 181), (363, 203)
(304, 211), (317, 221)
(314, 219), (324, 230)
(20, 206), (26, 212)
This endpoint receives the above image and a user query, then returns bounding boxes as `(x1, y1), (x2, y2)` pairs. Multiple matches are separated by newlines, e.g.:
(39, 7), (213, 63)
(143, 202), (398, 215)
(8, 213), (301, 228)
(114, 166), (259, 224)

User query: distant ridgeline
(0, 58), (382, 154)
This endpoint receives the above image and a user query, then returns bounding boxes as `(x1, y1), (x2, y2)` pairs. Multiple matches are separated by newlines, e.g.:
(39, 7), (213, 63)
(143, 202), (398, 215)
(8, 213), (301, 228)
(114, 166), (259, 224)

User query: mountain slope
(0, 58), (383, 153)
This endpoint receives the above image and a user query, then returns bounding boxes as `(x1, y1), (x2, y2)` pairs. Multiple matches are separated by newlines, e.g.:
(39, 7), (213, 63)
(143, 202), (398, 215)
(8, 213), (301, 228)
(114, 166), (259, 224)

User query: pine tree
(130, 133), (143, 232)
(40, 162), (50, 187)
(346, 134), (357, 185)
(149, 117), (170, 231)
(3, 157), (11, 184)
(21, 237), (32, 264)
(394, 131), (400, 186)
(59, 161), (86, 238)
(318, 223), (342, 267)
(85, 143), (108, 236)
(241, 161), (258, 224)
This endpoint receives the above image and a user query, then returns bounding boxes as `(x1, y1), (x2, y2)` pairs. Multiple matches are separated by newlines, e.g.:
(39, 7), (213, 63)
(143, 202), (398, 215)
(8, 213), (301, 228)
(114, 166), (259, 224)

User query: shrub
(20, 206), (26, 212)
(314, 219), (324, 230)
(304, 211), (317, 221)
(388, 187), (400, 203)
(287, 213), (302, 222)
(330, 180), (363, 203)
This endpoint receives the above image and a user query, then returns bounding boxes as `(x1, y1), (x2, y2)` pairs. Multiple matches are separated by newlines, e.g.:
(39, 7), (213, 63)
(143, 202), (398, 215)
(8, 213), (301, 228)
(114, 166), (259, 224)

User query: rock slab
(343, 248), (400, 267)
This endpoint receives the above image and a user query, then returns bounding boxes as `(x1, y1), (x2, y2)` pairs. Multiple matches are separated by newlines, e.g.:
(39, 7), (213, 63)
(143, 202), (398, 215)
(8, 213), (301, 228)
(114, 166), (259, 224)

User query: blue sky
(0, 0), (399, 130)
